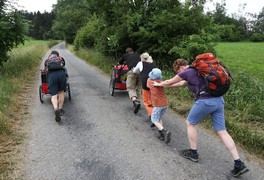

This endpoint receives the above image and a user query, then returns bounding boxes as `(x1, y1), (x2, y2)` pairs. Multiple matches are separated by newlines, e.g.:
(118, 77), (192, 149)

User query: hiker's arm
(167, 80), (188, 88)
(119, 55), (125, 64)
(153, 75), (183, 87)
(133, 62), (142, 74)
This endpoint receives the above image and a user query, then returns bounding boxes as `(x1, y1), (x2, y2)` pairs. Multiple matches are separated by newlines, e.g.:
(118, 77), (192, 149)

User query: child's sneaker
(180, 149), (199, 162)
(231, 162), (249, 177)
(150, 123), (155, 128)
(162, 129), (171, 144)
(157, 131), (165, 141)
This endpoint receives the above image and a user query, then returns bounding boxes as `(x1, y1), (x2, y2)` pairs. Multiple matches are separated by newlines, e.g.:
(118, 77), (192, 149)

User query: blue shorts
(48, 70), (66, 96)
(151, 106), (168, 123)
(187, 97), (225, 131)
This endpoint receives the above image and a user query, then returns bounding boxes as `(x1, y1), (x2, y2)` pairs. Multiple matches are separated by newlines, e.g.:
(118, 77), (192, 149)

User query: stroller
(109, 64), (129, 96)
(39, 69), (71, 103)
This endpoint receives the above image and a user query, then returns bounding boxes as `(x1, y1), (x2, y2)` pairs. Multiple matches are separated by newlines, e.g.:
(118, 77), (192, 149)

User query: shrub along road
(25, 43), (264, 179)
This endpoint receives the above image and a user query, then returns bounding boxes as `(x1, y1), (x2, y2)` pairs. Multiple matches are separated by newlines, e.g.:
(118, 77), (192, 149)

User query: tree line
(1, 0), (264, 67)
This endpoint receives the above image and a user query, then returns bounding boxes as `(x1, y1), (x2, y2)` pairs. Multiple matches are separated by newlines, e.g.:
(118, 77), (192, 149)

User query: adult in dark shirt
(43, 50), (67, 122)
(119, 47), (141, 114)
(153, 58), (249, 178)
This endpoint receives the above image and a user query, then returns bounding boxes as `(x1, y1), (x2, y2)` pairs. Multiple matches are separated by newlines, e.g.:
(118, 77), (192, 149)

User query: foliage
(47, 0), (264, 63)
(73, 14), (106, 50)
(250, 33), (264, 42)
(52, 0), (89, 43)
(20, 11), (56, 40)
(169, 29), (218, 63)
(207, 1), (250, 41)
(215, 42), (264, 124)
(0, 42), (48, 178)
(71, 45), (115, 74)
(65, 0), (217, 67)
(0, 1), (27, 66)
(253, 7), (264, 34)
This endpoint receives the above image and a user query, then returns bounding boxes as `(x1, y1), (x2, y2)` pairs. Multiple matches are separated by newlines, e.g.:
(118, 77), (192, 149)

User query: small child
(147, 68), (171, 143)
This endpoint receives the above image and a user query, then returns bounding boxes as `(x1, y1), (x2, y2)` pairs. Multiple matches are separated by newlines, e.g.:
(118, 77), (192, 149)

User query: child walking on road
(147, 68), (171, 143)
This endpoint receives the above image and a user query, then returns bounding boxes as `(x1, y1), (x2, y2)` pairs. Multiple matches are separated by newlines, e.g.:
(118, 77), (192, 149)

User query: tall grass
(0, 42), (49, 178)
(215, 42), (264, 159)
(71, 43), (264, 161)
(70, 45), (116, 74)
(215, 42), (264, 124)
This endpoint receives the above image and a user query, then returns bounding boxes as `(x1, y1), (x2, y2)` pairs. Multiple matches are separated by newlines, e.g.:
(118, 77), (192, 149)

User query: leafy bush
(0, 10), (27, 66)
(73, 15), (106, 51)
(250, 33), (264, 42)
(169, 29), (218, 63)
(73, 1), (219, 67)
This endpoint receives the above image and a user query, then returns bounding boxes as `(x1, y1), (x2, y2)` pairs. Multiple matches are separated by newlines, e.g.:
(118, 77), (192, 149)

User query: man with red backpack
(44, 50), (67, 122)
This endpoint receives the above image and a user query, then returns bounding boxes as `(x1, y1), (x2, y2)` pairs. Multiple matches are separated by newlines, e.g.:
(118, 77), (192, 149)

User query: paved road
(25, 43), (264, 180)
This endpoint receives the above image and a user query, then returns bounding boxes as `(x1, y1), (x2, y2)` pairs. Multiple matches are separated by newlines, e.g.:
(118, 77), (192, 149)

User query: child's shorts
(151, 106), (168, 123)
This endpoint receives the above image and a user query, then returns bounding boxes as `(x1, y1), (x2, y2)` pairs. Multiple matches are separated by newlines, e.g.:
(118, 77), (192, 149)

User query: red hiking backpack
(191, 53), (233, 97)
(47, 54), (63, 70)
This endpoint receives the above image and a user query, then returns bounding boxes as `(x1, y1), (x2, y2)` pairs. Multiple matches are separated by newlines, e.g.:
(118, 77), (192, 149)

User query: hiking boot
(133, 100), (141, 114)
(59, 109), (65, 116)
(162, 129), (171, 144)
(149, 116), (155, 127)
(150, 123), (155, 128)
(157, 131), (165, 141)
(231, 162), (249, 177)
(55, 109), (61, 122)
(180, 149), (199, 162)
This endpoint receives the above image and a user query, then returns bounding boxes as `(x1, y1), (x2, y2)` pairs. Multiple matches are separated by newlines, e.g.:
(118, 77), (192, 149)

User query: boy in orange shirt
(147, 68), (171, 143)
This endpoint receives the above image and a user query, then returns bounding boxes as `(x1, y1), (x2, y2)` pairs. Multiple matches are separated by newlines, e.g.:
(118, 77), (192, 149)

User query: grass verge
(0, 42), (51, 179)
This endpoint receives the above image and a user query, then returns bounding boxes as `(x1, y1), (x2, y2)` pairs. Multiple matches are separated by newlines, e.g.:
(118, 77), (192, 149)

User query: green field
(215, 42), (264, 83)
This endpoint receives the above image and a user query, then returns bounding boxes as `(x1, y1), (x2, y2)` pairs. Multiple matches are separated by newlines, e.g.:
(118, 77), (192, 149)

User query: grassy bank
(70, 43), (264, 161)
(0, 40), (58, 179)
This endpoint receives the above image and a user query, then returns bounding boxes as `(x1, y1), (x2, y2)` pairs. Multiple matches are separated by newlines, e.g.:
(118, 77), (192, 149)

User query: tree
(207, 2), (248, 41)
(52, 0), (89, 43)
(56, 0), (219, 66)
(0, 0), (27, 66)
(253, 7), (264, 34)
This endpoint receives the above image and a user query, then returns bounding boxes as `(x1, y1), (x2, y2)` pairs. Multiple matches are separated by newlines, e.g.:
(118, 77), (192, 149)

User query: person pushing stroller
(43, 50), (67, 122)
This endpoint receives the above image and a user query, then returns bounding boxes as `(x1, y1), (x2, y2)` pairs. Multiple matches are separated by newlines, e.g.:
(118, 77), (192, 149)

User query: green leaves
(0, 6), (26, 66)
(57, 0), (218, 66)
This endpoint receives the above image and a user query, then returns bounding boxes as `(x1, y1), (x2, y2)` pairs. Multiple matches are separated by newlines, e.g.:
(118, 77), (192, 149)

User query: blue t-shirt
(178, 68), (210, 100)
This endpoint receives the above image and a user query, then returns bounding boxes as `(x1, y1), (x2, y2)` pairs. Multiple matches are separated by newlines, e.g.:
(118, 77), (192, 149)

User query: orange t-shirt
(147, 78), (168, 107)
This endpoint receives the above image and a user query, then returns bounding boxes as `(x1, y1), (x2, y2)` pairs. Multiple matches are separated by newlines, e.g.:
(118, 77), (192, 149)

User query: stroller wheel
(67, 83), (71, 100)
(39, 85), (44, 103)
(109, 70), (115, 96)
